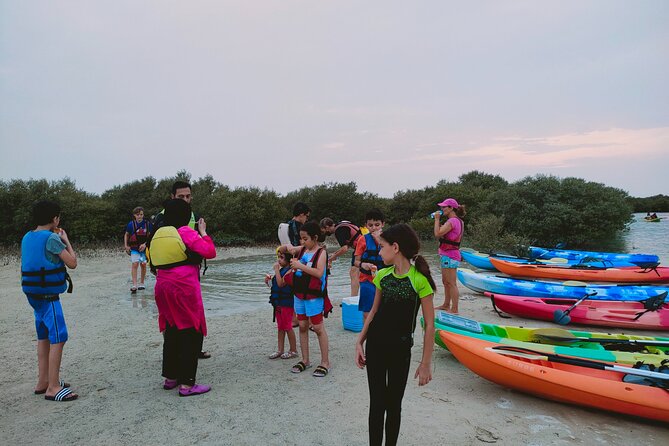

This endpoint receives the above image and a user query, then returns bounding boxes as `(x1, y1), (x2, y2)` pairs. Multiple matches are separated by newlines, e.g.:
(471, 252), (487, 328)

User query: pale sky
(1, 1), (667, 197)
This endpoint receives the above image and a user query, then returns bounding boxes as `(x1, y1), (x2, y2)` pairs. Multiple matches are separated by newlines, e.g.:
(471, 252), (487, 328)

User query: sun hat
(437, 198), (460, 209)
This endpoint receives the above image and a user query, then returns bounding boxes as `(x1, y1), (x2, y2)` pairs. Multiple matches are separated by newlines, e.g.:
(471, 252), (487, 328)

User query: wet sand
(0, 252), (667, 445)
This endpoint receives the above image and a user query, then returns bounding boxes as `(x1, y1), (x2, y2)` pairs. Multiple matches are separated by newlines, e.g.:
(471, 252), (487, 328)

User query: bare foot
(434, 305), (450, 311)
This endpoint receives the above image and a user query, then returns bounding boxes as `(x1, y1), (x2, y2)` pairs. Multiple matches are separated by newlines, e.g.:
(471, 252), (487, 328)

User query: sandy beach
(1, 252), (667, 446)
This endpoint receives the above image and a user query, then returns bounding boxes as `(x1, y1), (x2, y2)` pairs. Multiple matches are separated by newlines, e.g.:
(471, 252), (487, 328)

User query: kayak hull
(461, 249), (636, 272)
(487, 292), (669, 330)
(440, 331), (669, 422)
(528, 246), (659, 265)
(489, 258), (669, 283)
(426, 312), (669, 363)
(457, 268), (669, 301)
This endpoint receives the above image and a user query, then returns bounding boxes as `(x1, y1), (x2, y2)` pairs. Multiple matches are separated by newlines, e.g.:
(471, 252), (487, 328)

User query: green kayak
(422, 311), (669, 366)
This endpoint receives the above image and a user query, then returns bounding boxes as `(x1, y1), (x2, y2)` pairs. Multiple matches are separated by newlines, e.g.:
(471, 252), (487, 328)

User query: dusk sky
(1, 1), (667, 197)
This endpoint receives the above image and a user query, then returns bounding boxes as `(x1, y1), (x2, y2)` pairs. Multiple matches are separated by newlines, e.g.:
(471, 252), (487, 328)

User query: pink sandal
(179, 384), (211, 397)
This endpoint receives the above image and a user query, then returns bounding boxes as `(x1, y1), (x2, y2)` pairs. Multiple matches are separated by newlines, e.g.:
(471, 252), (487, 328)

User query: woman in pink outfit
(152, 199), (217, 397)
(433, 198), (466, 314)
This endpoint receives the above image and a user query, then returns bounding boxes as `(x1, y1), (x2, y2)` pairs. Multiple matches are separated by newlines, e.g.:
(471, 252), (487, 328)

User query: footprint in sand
(496, 398), (513, 409)
(475, 426), (500, 443)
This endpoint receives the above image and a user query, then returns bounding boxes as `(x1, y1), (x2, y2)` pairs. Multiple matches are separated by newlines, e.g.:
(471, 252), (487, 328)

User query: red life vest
(292, 247), (327, 300)
(128, 220), (150, 248)
(336, 221), (362, 247)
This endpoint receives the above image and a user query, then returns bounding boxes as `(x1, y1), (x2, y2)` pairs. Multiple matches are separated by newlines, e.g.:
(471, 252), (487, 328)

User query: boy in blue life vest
(264, 250), (298, 359)
(124, 206), (152, 293)
(353, 209), (386, 321)
(21, 201), (78, 402)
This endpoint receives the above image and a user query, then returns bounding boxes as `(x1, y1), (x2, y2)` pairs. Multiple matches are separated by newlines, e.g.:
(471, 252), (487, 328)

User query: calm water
(622, 213), (669, 264)
(133, 213), (669, 316)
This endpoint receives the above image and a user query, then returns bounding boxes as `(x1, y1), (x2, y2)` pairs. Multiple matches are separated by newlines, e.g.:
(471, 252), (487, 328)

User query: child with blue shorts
(21, 201), (78, 402)
(354, 209), (386, 321)
(124, 206), (152, 293)
(279, 221), (331, 378)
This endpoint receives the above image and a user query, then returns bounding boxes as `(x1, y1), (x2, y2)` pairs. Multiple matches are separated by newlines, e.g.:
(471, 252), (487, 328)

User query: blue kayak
(457, 268), (669, 301)
(528, 246), (659, 266)
(460, 249), (636, 272)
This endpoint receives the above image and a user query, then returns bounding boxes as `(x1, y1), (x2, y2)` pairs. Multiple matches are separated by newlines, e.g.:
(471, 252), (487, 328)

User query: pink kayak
(485, 292), (669, 330)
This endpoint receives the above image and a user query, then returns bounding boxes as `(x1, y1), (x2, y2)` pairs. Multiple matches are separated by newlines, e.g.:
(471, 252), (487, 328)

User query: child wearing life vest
(21, 201), (78, 402)
(319, 218), (364, 296)
(355, 224), (436, 446)
(150, 199), (217, 397)
(353, 209), (386, 321)
(264, 250), (298, 360)
(279, 221), (330, 377)
(124, 206), (152, 293)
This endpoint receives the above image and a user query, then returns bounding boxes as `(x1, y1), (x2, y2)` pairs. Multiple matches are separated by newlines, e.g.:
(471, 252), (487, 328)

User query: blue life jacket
(269, 266), (294, 308)
(21, 230), (72, 295)
(360, 233), (386, 277)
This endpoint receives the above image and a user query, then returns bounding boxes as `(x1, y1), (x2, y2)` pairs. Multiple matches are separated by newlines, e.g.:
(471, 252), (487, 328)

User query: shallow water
(200, 248), (370, 316)
(136, 213), (669, 316)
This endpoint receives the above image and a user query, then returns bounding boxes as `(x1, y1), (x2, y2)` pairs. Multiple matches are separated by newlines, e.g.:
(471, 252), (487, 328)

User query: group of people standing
(265, 198), (466, 445)
(21, 188), (466, 445)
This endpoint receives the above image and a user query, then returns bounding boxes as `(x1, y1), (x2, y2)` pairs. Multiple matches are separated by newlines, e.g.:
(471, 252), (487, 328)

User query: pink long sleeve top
(154, 226), (217, 336)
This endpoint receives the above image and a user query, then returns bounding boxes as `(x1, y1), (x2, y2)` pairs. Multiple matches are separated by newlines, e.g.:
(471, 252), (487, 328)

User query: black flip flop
(45, 387), (78, 402)
(290, 361), (311, 373)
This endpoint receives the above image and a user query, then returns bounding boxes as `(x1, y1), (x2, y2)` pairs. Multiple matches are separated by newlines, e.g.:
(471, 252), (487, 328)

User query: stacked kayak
(440, 331), (669, 423)
(528, 246), (659, 266)
(486, 292), (669, 330)
(427, 311), (669, 364)
(461, 248), (636, 271)
(457, 268), (669, 301)
(489, 258), (669, 283)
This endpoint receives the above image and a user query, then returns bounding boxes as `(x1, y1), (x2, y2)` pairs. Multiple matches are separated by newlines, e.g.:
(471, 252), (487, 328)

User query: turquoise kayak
(457, 268), (669, 301)
(528, 246), (659, 266)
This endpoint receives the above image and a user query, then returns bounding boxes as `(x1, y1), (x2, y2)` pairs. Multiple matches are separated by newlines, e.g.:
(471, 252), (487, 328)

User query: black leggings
(162, 324), (204, 386)
(365, 339), (412, 446)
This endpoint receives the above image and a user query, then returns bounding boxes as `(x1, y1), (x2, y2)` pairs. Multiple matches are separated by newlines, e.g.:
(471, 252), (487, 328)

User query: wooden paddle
(530, 327), (669, 347)
(489, 346), (669, 382)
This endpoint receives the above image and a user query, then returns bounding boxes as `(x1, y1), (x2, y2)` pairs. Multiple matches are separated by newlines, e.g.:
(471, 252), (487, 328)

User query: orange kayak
(439, 331), (669, 422)
(490, 258), (669, 283)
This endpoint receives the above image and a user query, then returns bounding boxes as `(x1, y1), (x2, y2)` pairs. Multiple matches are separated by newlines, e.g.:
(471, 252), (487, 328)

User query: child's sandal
(312, 365), (329, 378)
(290, 361), (311, 373)
(268, 351), (283, 360)
(281, 351), (298, 359)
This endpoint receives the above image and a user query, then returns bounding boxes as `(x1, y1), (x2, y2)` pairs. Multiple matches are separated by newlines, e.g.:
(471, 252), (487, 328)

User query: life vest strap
(21, 266), (67, 276)
(438, 238), (461, 247)
(21, 273), (73, 294)
(21, 267), (73, 293)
